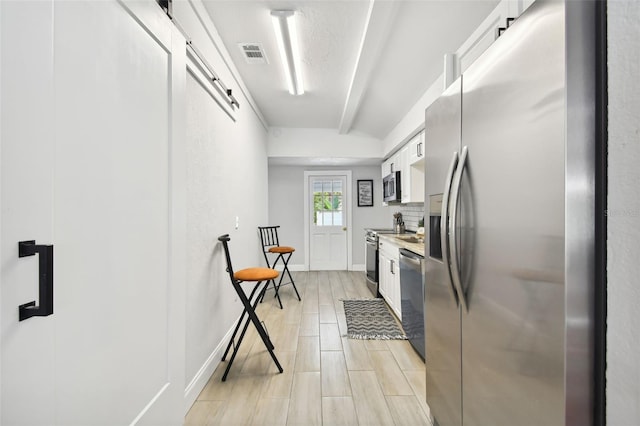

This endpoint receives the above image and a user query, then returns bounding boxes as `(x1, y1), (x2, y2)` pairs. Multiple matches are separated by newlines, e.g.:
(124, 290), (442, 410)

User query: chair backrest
(217, 234), (236, 283)
(258, 226), (281, 267)
(258, 226), (281, 251)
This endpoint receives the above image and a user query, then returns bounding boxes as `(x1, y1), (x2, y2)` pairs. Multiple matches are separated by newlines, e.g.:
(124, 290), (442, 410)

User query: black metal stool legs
(222, 279), (283, 382)
(271, 253), (301, 301)
(260, 252), (301, 307)
(259, 258), (283, 309)
(280, 252), (301, 301)
(260, 276), (283, 309)
(222, 282), (269, 362)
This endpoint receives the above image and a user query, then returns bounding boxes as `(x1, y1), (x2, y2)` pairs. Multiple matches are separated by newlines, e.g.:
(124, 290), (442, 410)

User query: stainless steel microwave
(383, 171), (401, 202)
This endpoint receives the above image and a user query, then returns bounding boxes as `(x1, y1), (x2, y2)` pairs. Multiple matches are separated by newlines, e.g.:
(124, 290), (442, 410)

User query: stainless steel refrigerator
(424, 1), (598, 425)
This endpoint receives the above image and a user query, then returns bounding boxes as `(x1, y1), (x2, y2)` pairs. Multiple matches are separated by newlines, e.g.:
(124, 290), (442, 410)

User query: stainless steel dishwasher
(399, 248), (425, 360)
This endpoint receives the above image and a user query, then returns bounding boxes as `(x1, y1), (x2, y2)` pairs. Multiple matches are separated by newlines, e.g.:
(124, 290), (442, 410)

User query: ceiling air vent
(238, 43), (268, 64)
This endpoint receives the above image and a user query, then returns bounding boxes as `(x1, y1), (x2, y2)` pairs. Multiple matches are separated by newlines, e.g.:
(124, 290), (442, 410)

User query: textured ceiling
(201, 0), (499, 139)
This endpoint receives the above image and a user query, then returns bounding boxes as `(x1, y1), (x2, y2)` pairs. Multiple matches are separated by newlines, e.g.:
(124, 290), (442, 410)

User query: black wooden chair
(217, 234), (283, 381)
(258, 226), (301, 309)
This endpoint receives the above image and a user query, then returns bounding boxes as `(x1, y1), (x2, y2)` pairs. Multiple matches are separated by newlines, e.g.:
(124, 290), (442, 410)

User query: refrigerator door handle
(449, 145), (468, 312)
(441, 151), (460, 306)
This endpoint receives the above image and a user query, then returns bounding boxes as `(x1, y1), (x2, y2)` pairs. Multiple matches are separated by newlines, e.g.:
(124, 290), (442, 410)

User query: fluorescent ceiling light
(271, 10), (304, 95)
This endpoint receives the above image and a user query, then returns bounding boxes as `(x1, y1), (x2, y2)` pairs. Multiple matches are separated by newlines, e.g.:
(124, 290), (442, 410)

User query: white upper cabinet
(403, 132), (426, 204)
(408, 131), (425, 166)
(382, 130), (426, 204)
(381, 158), (390, 178)
(381, 152), (400, 178)
(453, 0), (536, 87)
(400, 144), (410, 203)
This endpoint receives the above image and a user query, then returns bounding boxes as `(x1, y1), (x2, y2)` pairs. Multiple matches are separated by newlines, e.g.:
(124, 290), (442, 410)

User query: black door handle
(18, 240), (54, 321)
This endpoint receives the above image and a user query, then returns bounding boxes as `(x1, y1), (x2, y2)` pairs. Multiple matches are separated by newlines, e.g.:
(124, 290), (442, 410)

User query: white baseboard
(351, 264), (365, 272)
(282, 264), (364, 272)
(183, 322), (236, 414)
(283, 263), (306, 272)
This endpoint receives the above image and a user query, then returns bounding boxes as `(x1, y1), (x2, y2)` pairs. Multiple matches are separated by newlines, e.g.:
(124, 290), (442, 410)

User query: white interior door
(309, 175), (348, 270)
(1, 2), (56, 423)
(1, 1), (184, 424)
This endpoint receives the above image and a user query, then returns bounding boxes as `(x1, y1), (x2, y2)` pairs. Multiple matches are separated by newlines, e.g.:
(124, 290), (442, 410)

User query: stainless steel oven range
(364, 228), (395, 297)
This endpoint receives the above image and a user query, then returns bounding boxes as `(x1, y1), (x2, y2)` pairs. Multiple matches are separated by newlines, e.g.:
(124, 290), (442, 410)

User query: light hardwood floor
(185, 271), (432, 426)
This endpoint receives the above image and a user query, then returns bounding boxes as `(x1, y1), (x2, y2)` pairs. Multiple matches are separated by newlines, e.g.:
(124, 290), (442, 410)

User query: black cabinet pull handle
(18, 240), (54, 321)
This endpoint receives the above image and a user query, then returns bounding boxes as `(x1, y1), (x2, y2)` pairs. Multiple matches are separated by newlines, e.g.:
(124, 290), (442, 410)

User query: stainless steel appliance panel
(365, 234), (379, 296)
(564, 2), (597, 423)
(383, 171), (401, 202)
(424, 78), (463, 426)
(365, 228), (395, 298)
(399, 249), (425, 359)
(459, 2), (566, 424)
(425, 2), (597, 425)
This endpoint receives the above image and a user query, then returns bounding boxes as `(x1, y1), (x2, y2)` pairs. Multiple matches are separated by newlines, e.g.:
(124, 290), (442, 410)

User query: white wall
(268, 127), (383, 161)
(381, 0), (536, 160)
(382, 75), (444, 158)
(268, 165), (390, 268)
(607, 1), (640, 424)
(173, 0), (270, 411)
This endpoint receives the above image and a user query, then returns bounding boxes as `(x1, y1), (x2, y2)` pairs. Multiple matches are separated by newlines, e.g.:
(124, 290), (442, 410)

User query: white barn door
(1, 1), (185, 424)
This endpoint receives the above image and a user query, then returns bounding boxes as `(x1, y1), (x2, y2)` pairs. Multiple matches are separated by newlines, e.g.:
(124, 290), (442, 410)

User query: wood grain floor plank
(197, 364), (234, 401)
(322, 397), (359, 425)
(348, 370), (395, 425)
(385, 395), (432, 426)
(369, 350), (415, 395)
(341, 337), (373, 371)
(403, 370), (432, 420)
(271, 323), (300, 353)
(299, 312), (319, 337)
(287, 372), (322, 425)
(320, 323), (343, 351)
(281, 298), (303, 324)
(318, 303), (337, 323)
(218, 376), (265, 425)
(184, 400), (225, 426)
(265, 351), (296, 397)
(240, 345), (273, 376)
(319, 273), (334, 305)
(365, 339), (389, 351)
(321, 351), (352, 397)
(294, 336), (320, 372)
(336, 312), (348, 336)
(250, 398), (290, 426)
(186, 271), (431, 426)
(386, 339), (425, 371)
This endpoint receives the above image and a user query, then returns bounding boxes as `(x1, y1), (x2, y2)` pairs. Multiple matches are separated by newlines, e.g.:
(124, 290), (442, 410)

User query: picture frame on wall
(357, 179), (374, 207)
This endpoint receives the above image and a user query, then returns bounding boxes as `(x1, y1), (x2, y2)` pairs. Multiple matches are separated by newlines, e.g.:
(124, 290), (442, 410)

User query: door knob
(342, 227), (347, 231)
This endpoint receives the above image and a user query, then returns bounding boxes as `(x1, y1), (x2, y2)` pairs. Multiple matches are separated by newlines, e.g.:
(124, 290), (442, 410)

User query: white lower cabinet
(378, 239), (402, 320)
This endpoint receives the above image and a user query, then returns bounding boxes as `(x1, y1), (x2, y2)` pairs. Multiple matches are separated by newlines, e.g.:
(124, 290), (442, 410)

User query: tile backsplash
(390, 203), (425, 231)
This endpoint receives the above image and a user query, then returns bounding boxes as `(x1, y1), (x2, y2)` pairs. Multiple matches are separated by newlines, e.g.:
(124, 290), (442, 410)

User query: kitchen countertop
(378, 233), (425, 257)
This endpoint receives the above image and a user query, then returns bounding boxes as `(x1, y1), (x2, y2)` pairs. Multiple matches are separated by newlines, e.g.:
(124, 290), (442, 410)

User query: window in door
(313, 179), (343, 226)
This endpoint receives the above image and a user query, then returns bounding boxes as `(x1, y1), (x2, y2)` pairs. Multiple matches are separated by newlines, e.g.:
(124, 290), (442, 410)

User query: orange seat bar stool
(218, 234), (283, 381)
(258, 226), (302, 309)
